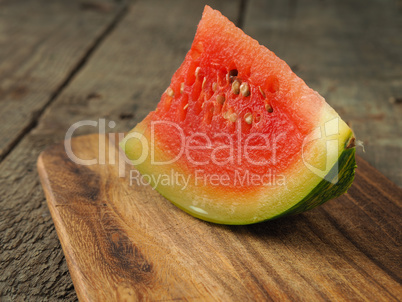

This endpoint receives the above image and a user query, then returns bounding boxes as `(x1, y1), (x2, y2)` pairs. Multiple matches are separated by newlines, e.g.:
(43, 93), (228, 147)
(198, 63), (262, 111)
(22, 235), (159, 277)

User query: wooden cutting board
(37, 133), (402, 301)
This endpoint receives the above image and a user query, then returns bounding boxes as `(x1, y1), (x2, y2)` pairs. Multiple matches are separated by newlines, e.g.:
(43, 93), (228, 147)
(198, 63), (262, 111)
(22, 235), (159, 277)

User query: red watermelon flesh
(121, 6), (356, 224)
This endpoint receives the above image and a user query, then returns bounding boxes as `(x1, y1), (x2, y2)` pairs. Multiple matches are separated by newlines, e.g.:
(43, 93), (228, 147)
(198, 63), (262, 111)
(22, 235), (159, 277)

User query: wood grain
(0, 0), (126, 161)
(38, 133), (402, 301)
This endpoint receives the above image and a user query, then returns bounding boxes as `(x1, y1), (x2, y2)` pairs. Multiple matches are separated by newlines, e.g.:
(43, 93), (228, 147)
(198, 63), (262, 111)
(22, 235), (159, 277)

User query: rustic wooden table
(0, 0), (401, 301)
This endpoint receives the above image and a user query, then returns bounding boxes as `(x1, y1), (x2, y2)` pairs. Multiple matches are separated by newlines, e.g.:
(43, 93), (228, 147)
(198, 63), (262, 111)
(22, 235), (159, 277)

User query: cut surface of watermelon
(121, 6), (356, 225)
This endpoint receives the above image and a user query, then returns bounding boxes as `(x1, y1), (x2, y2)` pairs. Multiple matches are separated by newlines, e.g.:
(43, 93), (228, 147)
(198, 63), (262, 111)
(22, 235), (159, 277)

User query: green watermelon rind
(147, 145), (356, 225)
(175, 153), (354, 225)
(269, 146), (356, 221)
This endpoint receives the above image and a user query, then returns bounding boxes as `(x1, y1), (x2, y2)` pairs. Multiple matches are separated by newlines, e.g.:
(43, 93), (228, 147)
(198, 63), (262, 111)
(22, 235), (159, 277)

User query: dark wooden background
(0, 0), (401, 300)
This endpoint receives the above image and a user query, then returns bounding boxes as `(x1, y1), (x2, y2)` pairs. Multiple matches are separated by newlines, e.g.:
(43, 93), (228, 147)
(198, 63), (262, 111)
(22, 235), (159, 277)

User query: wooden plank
(37, 133), (402, 301)
(243, 0), (402, 186)
(0, 0), (126, 161)
(0, 1), (240, 300)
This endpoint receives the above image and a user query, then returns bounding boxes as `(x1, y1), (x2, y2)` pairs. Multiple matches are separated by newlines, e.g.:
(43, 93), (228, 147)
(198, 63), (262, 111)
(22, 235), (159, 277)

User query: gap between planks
(0, 4), (129, 164)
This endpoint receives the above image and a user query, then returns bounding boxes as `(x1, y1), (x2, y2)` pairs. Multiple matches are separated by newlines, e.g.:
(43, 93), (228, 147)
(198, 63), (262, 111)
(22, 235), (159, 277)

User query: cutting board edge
(37, 148), (93, 302)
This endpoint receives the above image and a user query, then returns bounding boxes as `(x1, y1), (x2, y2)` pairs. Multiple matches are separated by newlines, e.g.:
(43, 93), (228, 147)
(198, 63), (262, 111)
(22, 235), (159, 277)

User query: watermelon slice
(120, 6), (356, 225)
